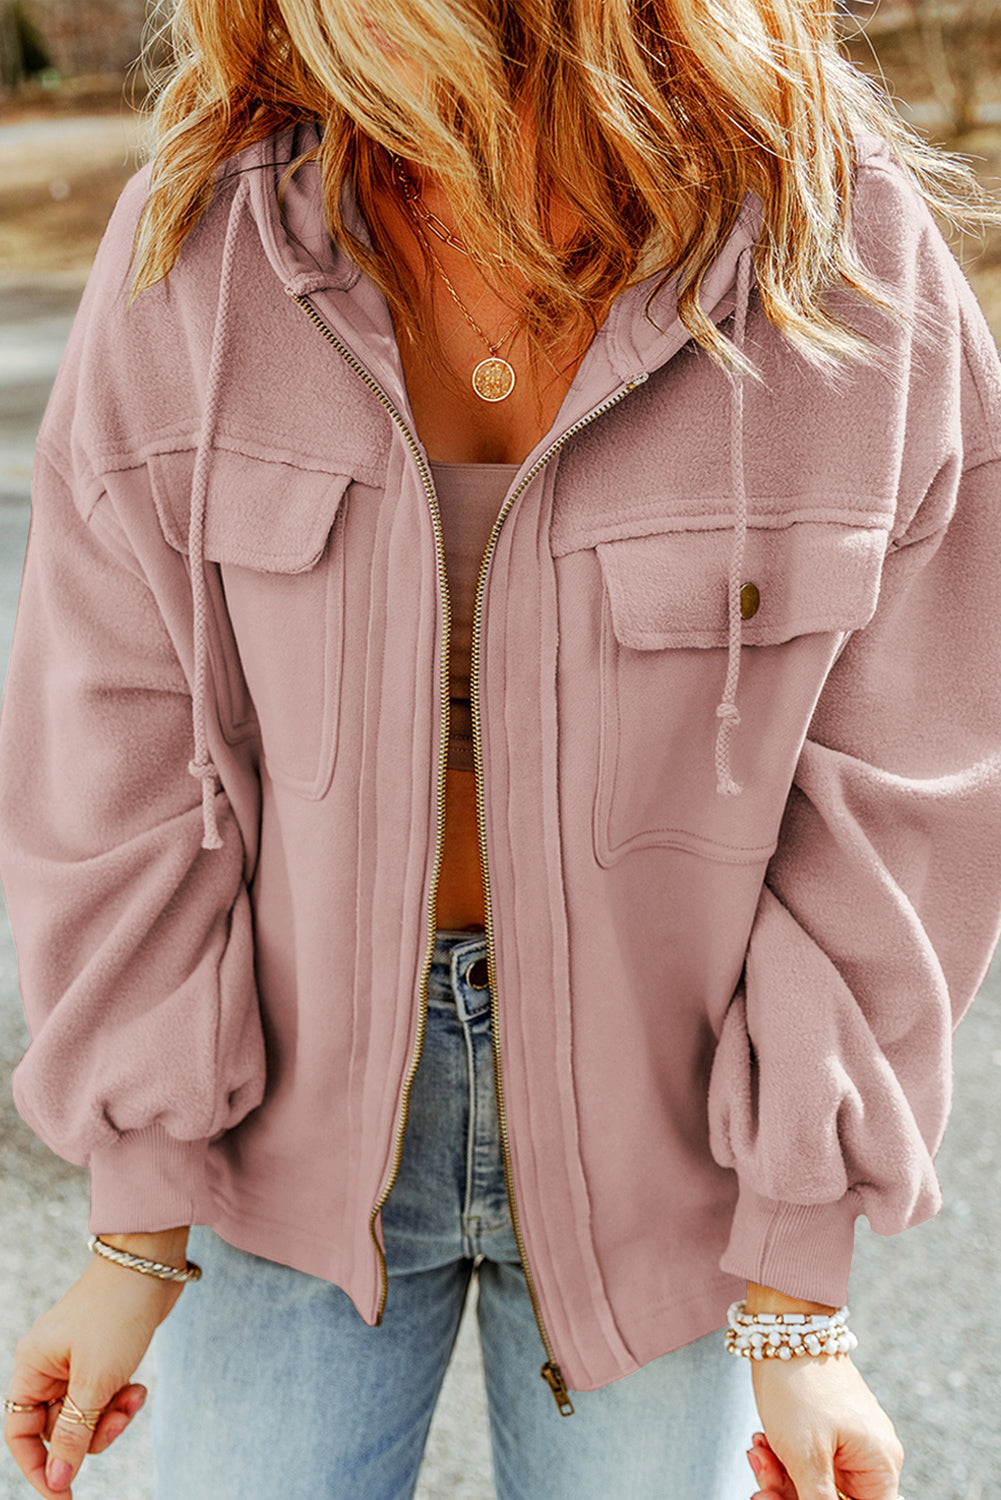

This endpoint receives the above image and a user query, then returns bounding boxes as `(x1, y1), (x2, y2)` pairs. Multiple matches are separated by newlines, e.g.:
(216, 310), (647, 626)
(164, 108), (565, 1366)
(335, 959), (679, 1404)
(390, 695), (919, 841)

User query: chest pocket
(591, 520), (888, 865)
(149, 447), (350, 800)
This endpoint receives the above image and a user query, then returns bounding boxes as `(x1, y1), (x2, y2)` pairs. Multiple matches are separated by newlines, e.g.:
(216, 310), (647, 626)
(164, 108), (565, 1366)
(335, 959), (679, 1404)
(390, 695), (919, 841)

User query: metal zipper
(291, 292), (450, 1324)
(468, 373), (648, 1415)
(292, 287), (648, 1409)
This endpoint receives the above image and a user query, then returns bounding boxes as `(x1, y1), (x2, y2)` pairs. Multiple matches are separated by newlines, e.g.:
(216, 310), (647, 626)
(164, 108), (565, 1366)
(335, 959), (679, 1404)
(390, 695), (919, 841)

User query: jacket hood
(10, 116), (1001, 1391)
(185, 123), (764, 847)
(239, 121), (764, 383)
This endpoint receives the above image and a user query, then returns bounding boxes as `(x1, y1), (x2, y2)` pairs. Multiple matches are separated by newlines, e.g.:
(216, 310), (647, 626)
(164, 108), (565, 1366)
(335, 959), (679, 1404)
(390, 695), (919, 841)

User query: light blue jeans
(151, 931), (759, 1499)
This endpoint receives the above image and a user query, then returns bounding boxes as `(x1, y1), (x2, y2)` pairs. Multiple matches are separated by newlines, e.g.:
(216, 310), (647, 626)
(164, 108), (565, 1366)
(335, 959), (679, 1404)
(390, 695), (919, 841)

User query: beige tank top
(430, 461), (521, 771)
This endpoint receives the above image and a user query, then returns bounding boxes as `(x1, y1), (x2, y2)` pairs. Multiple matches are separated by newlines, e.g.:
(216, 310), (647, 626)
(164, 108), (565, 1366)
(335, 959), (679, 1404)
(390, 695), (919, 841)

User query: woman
(2, 0), (1000, 1495)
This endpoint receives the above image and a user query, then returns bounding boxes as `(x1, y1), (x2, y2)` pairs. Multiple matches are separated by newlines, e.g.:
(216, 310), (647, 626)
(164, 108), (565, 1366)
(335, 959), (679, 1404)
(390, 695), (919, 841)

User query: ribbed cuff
(88, 1126), (211, 1234)
(719, 1186), (860, 1306)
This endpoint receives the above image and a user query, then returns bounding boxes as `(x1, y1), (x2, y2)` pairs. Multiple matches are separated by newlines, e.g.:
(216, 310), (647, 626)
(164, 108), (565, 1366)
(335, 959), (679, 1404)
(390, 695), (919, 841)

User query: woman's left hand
(746, 1354), (905, 1500)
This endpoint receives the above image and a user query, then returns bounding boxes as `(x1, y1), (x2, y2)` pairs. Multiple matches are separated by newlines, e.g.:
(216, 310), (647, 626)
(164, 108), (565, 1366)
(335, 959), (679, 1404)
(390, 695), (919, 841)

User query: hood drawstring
(187, 174), (752, 832)
(187, 177), (249, 851)
(714, 244), (754, 798)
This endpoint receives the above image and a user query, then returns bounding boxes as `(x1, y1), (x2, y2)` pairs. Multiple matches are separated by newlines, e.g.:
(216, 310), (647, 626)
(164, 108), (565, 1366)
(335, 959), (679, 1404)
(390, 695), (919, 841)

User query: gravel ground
(1, 111), (1001, 1500)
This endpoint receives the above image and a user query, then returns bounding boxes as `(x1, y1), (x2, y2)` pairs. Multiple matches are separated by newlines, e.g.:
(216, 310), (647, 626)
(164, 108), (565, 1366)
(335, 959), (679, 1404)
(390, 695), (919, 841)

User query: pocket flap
(596, 522), (888, 650)
(149, 447), (352, 574)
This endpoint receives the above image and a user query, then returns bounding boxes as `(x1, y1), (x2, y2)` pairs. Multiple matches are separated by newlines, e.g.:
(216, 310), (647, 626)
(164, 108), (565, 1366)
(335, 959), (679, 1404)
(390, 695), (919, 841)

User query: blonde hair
(133, 0), (1000, 378)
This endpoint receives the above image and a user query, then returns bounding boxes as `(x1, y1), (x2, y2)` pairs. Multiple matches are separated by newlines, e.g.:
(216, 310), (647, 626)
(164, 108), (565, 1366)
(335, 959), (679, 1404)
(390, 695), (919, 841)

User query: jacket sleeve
(0, 434), (266, 1233)
(707, 175), (1001, 1301)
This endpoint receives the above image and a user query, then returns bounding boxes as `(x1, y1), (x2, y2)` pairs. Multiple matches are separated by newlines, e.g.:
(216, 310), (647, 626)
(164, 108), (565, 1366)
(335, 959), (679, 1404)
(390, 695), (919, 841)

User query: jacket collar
(180, 125), (759, 850)
(238, 122), (762, 386)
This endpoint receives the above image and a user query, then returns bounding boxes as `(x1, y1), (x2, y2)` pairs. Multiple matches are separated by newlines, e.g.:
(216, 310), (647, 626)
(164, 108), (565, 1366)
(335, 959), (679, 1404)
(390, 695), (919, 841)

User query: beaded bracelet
(89, 1235), (202, 1284)
(725, 1300), (858, 1360)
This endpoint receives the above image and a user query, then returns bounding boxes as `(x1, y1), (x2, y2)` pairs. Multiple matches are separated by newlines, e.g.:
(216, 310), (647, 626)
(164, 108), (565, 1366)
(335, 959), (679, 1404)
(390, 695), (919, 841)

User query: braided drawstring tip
(200, 812), (224, 852)
(714, 702), (744, 798)
(716, 773), (743, 798)
(189, 759), (224, 851)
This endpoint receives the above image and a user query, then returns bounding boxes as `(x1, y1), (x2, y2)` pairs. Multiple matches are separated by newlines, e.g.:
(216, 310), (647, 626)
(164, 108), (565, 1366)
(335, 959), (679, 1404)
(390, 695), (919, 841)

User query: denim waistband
(429, 929), (490, 1023)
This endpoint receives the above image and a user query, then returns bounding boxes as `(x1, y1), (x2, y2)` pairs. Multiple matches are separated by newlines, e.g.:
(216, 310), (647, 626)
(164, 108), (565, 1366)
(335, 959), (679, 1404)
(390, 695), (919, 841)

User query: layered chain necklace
(393, 158), (519, 402)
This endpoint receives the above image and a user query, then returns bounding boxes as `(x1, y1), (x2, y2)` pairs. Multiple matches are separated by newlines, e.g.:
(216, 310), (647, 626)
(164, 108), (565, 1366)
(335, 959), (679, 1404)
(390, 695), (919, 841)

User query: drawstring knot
(714, 707), (743, 798)
(188, 760), (223, 851)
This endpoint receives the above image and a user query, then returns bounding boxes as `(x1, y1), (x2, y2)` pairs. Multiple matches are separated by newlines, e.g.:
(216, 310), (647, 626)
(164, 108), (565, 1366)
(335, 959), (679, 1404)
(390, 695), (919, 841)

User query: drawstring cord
(187, 178), (249, 851)
(714, 245), (754, 797)
(186, 183), (752, 831)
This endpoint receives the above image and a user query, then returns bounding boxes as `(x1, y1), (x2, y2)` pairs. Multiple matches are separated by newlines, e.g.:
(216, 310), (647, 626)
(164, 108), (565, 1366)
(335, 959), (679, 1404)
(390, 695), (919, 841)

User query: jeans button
(465, 957), (489, 990)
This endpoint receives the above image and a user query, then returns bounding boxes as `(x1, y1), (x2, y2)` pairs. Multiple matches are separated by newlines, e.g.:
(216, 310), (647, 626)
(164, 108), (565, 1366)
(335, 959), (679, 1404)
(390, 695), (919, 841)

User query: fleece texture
(1, 122), (999, 1392)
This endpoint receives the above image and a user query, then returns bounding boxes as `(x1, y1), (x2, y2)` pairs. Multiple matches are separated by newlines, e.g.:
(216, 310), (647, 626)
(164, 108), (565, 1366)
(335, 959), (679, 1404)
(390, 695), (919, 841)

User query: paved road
(0, 286), (999, 1500)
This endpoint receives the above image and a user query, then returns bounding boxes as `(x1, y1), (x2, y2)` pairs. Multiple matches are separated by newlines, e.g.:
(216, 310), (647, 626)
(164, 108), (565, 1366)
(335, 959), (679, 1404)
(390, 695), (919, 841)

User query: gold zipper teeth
(294, 290), (647, 1406)
(293, 294), (449, 1325)
(469, 375), (647, 1416)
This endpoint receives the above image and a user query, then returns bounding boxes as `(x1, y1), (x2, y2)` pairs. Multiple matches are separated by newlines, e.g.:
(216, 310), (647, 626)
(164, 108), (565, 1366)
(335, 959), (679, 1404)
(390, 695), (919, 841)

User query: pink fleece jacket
(1, 124), (1000, 1394)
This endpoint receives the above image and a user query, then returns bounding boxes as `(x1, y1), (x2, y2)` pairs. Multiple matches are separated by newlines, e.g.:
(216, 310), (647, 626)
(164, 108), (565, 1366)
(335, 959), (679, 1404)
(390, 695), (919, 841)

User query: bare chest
(369, 182), (588, 464)
(396, 282), (585, 464)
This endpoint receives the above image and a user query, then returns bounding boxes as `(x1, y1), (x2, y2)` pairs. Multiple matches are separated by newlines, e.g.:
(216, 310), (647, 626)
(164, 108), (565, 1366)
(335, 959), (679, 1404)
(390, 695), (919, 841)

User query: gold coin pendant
(471, 358), (516, 402)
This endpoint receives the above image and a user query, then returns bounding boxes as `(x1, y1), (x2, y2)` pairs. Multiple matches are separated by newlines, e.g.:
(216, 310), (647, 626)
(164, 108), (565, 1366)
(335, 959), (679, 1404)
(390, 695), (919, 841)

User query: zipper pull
(540, 1361), (575, 1416)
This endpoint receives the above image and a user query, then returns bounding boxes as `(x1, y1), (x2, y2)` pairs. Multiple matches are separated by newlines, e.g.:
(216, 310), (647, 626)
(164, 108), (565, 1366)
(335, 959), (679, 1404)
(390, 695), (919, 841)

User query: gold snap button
(466, 957), (489, 990)
(740, 582), (760, 620)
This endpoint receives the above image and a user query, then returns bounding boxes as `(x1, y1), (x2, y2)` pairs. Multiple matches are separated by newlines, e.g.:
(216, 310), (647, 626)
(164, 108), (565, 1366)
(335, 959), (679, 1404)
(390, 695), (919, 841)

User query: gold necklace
(393, 158), (519, 402)
(426, 248), (519, 401)
(393, 157), (469, 254)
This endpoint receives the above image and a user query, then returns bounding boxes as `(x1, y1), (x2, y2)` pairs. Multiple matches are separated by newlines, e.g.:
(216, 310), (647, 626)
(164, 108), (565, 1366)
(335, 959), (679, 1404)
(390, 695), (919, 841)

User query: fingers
(87, 1385), (147, 1456)
(749, 1422), (843, 1500)
(6, 1382), (148, 1500)
(750, 1358), (905, 1500)
(6, 1257), (169, 1498)
(747, 1432), (797, 1498)
(5, 1363), (73, 1500)
(780, 1450), (902, 1500)
(44, 1384), (146, 1451)
(5, 1399), (66, 1500)
(44, 1380), (147, 1492)
(45, 1386), (108, 1492)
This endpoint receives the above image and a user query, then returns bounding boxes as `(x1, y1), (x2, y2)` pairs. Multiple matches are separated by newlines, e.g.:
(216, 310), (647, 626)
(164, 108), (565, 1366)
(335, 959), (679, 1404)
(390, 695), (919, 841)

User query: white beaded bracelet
(725, 1300), (858, 1360)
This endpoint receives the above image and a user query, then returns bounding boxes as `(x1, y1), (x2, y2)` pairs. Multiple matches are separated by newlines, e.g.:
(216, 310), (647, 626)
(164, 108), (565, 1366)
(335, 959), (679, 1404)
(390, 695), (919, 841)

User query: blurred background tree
(0, 1), (52, 89)
(834, 0), (1001, 329)
(839, 0), (1000, 140)
(910, 0), (995, 138)
(1, 1), (999, 149)
(1, 0), (150, 83)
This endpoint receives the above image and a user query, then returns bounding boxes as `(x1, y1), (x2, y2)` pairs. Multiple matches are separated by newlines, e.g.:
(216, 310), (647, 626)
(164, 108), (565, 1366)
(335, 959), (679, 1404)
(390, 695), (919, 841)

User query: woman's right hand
(4, 1228), (191, 1497)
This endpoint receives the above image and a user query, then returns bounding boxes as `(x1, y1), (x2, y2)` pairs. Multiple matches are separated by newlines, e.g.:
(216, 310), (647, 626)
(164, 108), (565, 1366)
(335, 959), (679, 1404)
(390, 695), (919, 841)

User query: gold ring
(56, 1395), (103, 1430)
(3, 1399), (47, 1415)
